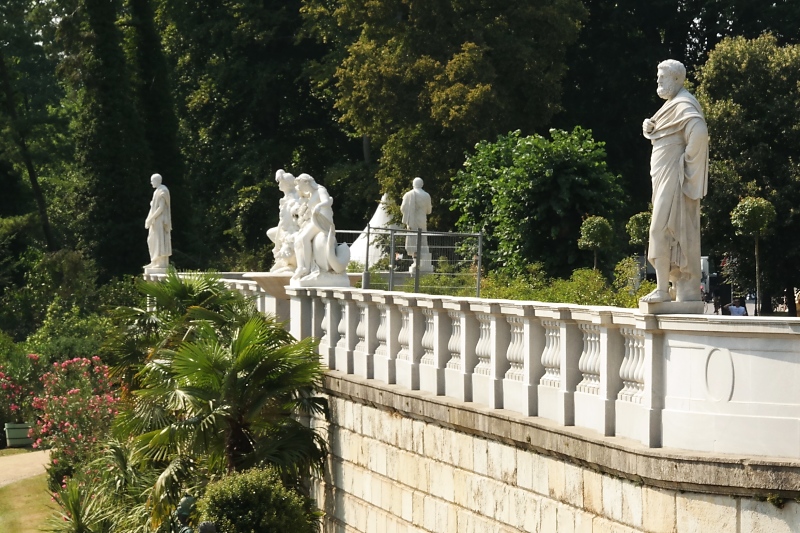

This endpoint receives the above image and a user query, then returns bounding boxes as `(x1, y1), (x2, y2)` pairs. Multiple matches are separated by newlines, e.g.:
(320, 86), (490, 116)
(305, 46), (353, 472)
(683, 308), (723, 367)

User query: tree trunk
(787, 284), (797, 317)
(362, 135), (371, 165)
(754, 237), (760, 316)
(0, 50), (57, 251)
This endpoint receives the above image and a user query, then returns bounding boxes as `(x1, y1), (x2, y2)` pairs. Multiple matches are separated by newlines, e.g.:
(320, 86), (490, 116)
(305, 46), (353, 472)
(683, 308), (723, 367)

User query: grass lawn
(0, 474), (53, 533)
(0, 447), (32, 457)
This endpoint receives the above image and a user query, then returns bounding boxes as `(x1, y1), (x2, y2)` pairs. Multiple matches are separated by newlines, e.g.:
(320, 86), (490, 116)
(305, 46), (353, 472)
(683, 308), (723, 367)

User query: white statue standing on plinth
(400, 177), (433, 274)
(290, 173), (350, 286)
(640, 60), (709, 304)
(267, 169), (300, 273)
(144, 173), (172, 271)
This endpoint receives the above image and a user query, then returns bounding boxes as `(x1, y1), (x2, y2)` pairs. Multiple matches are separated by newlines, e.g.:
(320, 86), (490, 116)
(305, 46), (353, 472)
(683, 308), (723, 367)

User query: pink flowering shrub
(0, 353), (43, 424)
(29, 356), (119, 483)
(0, 365), (25, 424)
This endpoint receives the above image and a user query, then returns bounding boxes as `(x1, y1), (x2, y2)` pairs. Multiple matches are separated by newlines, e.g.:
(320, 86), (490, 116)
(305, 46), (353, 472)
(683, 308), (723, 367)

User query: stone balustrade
(144, 272), (800, 460)
(284, 286), (800, 460)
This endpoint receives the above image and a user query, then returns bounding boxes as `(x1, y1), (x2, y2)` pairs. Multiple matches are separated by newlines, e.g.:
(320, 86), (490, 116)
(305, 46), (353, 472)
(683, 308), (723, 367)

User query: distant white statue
(267, 169), (300, 273)
(290, 173), (350, 286)
(400, 177), (433, 273)
(144, 173), (172, 270)
(640, 60), (709, 303)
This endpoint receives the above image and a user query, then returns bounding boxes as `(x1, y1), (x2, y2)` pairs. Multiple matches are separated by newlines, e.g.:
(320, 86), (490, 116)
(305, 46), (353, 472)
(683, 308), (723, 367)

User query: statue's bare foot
(292, 268), (309, 280)
(640, 289), (671, 303)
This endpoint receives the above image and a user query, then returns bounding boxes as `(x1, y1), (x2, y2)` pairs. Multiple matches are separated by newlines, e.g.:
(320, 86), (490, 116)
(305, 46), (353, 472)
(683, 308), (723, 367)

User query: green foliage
(158, 0), (355, 268)
(626, 211), (651, 250)
(730, 196), (776, 238)
(578, 215), (613, 270)
(476, 259), (653, 308)
(697, 35), (800, 297)
(49, 476), (113, 533)
(106, 272), (328, 523)
(198, 467), (319, 533)
(302, 0), (587, 226)
(452, 128), (625, 277)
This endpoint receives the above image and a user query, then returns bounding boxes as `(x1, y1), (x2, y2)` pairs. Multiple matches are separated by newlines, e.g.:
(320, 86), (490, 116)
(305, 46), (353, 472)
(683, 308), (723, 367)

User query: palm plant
(104, 269), (246, 389)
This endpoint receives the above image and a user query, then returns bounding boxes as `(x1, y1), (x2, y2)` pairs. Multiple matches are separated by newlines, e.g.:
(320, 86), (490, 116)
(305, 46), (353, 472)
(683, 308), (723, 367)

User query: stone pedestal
(639, 300), (704, 315)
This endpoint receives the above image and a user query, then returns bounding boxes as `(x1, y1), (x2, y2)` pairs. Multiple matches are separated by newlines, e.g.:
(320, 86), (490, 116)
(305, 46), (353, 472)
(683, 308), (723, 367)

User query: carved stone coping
(498, 302), (535, 317)
(566, 307), (616, 326)
(323, 370), (800, 497)
(392, 295), (418, 308)
(416, 297), (445, 311)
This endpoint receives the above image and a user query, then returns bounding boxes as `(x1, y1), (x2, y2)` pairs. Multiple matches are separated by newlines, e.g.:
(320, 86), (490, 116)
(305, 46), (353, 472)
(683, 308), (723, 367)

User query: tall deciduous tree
(302, 0), (587, 226)
(696, 34), (800, 315)
(0, 0), (64, 251)
(157, 0), (354, 269)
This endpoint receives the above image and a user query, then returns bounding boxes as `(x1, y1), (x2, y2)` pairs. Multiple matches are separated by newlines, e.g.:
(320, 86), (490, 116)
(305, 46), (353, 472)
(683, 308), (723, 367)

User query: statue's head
(656, 60), (685, 100)
(275, 169), (296, 192)
(295, 173), (317, 194)
(150, 173), (162, 188)
(413, 177), (424, 189)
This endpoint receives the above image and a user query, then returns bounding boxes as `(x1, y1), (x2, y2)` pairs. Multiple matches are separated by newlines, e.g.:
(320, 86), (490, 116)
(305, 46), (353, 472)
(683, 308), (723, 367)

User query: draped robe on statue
(146, 185), (172, 264)
(644, 88), (709, 297)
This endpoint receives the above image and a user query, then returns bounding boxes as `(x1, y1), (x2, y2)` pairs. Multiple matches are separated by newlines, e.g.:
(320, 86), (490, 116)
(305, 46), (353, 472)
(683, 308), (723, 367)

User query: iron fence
(336, 227), (483, 297)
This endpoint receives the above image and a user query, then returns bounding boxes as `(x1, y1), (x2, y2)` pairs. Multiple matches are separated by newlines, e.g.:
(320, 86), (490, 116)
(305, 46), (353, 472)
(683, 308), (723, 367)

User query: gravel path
(0, 450), (50, 488)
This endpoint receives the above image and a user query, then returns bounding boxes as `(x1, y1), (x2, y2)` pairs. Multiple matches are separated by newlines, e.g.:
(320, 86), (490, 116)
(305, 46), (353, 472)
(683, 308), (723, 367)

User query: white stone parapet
(282, 287), (800, 459)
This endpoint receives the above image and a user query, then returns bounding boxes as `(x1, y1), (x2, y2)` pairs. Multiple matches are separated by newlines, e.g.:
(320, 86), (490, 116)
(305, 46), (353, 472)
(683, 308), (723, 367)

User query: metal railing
(336, 227), (483, 297)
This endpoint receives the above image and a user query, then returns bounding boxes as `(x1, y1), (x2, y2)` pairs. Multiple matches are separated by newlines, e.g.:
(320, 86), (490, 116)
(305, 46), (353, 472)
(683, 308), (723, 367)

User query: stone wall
(310, 372), (800, 533)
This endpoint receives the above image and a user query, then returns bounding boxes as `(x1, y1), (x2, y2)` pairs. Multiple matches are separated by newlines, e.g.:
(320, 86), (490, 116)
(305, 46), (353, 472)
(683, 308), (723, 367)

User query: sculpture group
(267, 170), (350, 287)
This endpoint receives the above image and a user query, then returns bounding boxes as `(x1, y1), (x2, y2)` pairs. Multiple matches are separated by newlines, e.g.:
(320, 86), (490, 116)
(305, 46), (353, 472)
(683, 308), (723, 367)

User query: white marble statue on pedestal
(640, 59), (709, 306)
(290, 173), (350, 287)
(267, 169), (300, 273)
(400, 177), (433, 274)
(144, 173), (172, 272)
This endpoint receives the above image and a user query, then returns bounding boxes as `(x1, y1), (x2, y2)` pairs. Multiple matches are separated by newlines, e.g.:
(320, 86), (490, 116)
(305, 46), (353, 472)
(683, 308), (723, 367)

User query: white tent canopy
(349, 194), (401, 266)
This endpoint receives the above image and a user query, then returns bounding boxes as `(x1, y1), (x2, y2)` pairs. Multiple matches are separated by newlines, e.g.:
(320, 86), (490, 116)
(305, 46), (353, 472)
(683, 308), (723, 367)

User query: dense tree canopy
(696, 34), (800, 313)
(451, 128), (624, 276)
(301, 0), (587, 226)
(1, 0), (800, 333)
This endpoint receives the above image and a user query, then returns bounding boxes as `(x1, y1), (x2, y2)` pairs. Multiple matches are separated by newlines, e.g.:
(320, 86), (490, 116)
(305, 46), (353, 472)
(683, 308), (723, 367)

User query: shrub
(198, 467), (319, 533)
(29, 356), (119, 490)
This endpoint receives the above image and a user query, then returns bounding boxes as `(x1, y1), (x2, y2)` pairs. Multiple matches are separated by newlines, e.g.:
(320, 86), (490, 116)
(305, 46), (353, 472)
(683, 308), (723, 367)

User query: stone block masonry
(310, 371), (800, 533)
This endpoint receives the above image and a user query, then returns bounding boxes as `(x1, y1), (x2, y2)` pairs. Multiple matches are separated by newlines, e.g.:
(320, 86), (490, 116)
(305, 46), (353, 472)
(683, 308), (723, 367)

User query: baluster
(446, 310), (461, 370)
(420, 309), (435, 367)
(474, 313), (492, 376)
(504, 316), (524, 382)
(541, 320), (561, 387)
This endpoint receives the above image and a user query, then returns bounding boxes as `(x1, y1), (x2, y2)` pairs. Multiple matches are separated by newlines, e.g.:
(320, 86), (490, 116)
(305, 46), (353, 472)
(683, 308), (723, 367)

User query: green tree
(730, 196), (775, 315)
(578, 215), (613, 270)
(696, 34), (800, 315)
(302, 0), (587, 226)
(0, 0), (65, 251)
(158, 0), (355, 269)
(452, 128), (625, 277)
(556, 1), (800, 215)
(123, 0), (195, 262)
(49, 0), (153, 278)
(626, 211), (651, 256)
